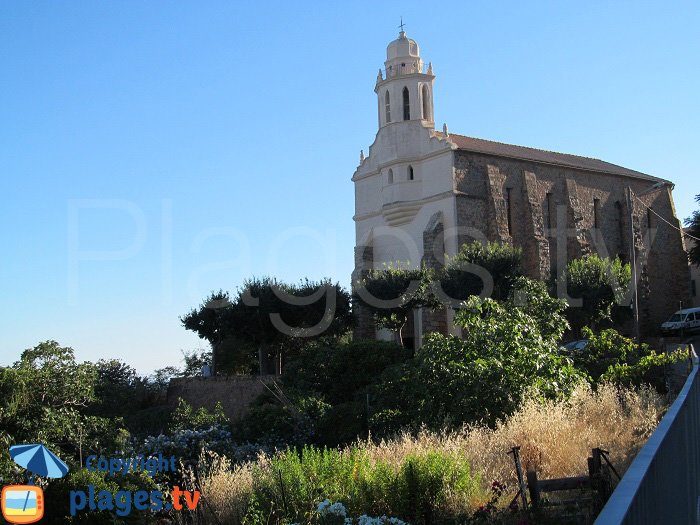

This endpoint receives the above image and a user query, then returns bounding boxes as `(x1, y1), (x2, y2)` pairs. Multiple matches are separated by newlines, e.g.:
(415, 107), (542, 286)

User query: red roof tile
(439, 132), (667, 183)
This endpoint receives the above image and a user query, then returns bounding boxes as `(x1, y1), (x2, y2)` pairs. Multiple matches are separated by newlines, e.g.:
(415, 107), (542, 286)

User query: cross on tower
(398, 17), (405, 33)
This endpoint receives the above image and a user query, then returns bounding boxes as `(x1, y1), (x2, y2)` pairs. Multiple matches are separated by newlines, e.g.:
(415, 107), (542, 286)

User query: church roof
(439, 132), (668, 184)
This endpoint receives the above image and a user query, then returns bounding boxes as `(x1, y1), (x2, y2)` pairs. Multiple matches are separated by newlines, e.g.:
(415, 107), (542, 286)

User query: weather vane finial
(398, 17), (405, 34)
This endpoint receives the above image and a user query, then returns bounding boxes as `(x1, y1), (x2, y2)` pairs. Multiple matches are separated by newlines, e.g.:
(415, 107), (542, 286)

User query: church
(352, 29), (691, 347)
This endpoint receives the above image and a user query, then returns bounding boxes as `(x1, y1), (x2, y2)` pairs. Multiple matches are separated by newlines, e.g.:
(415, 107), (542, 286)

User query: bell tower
(375, 29), (435, 130)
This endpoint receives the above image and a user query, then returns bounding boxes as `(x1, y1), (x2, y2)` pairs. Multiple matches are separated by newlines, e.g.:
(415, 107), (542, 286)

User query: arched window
(402, 87), (410, 120)
(385, 91), (391, 123)
(408, 165), (414, 181)
(388, 168), (394, 184)
(421, 85), (430, 120)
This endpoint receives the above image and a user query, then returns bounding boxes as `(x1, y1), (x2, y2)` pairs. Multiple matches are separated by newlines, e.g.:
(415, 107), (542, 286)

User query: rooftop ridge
(435, 131), (666, 183)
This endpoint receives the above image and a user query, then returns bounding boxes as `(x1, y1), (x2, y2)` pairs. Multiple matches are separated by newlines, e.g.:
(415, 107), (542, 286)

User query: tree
(562, 254), (631, 336)
(572, 327), (685, 390)
(355, 265), (437, 347)
(686, 194), (700, 267)
(372, 278), (583, 430)
(182, 278), (353, 375)
(0, 342), (123, 479)
(438, 241), (523, 303)
(90, 359), (145, 418)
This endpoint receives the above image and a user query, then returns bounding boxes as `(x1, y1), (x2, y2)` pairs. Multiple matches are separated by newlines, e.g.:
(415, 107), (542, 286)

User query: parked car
(560, 339), (590, 354)
(660, 307), (700, 335)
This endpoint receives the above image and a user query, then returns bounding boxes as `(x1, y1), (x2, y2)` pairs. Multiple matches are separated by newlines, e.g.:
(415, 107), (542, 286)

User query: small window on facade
(385, 91), (391, 123)
(593, 198), (600, 229)
(545, 192), (553, 233)
(421, 84), (430, 120)
(388, 168), (394, 184)
(402, 87), (410, 120)
(408, 165), (414, 180)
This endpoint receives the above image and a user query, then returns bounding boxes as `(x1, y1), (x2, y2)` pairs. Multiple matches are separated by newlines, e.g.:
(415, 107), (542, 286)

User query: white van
(661, 307), (700, 334)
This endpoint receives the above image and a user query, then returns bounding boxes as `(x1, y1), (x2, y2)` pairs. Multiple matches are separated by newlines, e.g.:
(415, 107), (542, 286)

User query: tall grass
(190, 383), (665, 524)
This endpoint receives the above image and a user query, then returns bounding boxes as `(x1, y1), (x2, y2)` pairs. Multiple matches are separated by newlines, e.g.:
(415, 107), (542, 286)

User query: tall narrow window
(545, 192), (553, 233)
(402, 87), (410, 120)
(505, 188), (513, 235)
(384, 91), (391, 123)
(421, 85), (430, 120)
(388, 168), (394, 184)
(408, 165), (414, 181)
(593, 198), (600, 229)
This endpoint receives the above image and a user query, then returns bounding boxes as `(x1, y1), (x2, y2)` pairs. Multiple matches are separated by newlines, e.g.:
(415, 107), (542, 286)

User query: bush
(573, 327), (685, 389)
(192, 384), (665, 525)
(236, 340), (409, 447)
(372, 279), (584, 428)
(562, 255), (631, 335)
(248, 446), (483, 525)
(439, 241), (523, 302)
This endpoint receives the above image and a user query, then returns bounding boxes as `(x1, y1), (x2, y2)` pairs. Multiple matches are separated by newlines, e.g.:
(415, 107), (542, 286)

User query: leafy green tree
(438, 241), (523, 302)
(686, 194), (700, 267)
(372, 278), (584, 430)
(572, 327), (685, 390)
(183, 278), (352, 375)
(181, 348), (213, 377)
(562, 254), (631, 336)
(90, 359), (146, 418)
(355, 265), (437, 347)
(0, 342), (124, 479)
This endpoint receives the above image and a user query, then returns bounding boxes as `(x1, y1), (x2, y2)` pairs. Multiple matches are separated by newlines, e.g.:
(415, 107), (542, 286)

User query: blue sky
(2, 1), (699, 373)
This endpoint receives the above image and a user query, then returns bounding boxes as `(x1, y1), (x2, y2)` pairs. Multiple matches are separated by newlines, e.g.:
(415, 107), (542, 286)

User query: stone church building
(352, 30), (690, 347)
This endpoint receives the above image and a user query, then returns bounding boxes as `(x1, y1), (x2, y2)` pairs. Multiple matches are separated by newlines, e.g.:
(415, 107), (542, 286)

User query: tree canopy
(438, 241), (523, 303)
(182, 278), (352, 374)
(686, 194), (700, 267)
(562, 254), (631, 336)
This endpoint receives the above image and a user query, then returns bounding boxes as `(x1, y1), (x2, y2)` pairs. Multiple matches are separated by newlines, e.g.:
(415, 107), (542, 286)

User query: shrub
(574, 327), (685, 389)
(192, 384), (665, 524)
(562, 255), (631, 335)
(372, 279), (584, 428)
(439, 241), (523, 302)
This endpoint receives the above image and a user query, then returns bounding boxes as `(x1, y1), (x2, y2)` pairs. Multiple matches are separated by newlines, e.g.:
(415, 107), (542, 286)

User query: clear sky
(2, 1), (698, 373)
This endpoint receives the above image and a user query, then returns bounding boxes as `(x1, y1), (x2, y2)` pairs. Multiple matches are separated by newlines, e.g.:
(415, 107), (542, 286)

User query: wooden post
(509, 446), (529, 510)
(527, 470), (540, 510)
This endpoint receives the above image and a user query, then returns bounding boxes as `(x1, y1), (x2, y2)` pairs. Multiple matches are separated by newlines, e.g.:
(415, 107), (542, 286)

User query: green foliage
(439, 241), (523, 302)
(237, 340), (408, 446)
(250, 446), (483, 525)
(686, 194), (700, 267)
(372, 278), (583, 428)
(0, 342), (125, 478)
(169, 398), (228, 432)
(43, 468), (157, 524)
(562, 254), (631, 335)
(284, 340), (409, 405)
(355, 265), (437, 346)
(90, 359), (146, 419)
(182, 278), (353, 374)
(573, 328), (685, 389)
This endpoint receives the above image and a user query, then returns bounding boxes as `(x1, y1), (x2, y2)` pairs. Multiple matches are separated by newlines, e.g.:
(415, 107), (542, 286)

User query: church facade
(352, 30), (691, 346)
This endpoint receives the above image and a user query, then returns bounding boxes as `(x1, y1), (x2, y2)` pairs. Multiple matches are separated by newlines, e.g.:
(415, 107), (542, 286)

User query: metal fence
(595, 348), (700, 524)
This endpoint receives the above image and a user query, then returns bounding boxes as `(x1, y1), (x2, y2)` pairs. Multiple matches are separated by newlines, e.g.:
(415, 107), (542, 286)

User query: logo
(1, 486), (44, 524)
(2, 444), (69, 524)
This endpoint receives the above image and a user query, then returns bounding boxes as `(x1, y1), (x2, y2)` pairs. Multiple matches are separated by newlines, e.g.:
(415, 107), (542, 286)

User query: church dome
(386, 31), (420, 61)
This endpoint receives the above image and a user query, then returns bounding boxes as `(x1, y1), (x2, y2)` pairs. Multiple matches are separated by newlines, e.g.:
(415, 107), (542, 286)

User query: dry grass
(192, 383), (666, 523)
(368, 383), (665, 487)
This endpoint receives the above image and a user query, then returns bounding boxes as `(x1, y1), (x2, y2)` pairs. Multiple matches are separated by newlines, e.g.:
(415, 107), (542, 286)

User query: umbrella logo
(1, 444), (69, 524)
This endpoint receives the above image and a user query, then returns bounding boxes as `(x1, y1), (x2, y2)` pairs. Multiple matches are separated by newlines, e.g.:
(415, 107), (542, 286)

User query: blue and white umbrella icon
(9, 444), (69, 481)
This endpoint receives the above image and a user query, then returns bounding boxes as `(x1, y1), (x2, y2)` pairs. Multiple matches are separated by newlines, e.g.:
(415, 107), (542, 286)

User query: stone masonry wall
(167, 375), (277, 422)
(453, 150), (691, 336)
